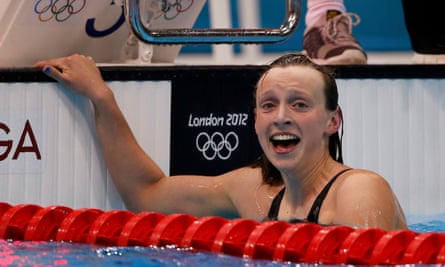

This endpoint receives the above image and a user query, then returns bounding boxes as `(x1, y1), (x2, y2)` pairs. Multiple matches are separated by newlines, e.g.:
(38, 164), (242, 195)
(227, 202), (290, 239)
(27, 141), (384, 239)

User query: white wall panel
(338, 79), (445, 215)
(0, 81), (171, 210)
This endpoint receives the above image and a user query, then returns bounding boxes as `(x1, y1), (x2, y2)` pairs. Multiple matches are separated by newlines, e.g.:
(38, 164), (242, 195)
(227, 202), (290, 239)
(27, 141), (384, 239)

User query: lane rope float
(0, 203), (444, 265)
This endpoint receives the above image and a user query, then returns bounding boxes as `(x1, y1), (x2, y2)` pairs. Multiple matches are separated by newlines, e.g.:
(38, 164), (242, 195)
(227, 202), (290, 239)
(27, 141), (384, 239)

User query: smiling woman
(34, 52), (407, 230)
(253, 54), (343, 184)
(251, 55), (407, 229)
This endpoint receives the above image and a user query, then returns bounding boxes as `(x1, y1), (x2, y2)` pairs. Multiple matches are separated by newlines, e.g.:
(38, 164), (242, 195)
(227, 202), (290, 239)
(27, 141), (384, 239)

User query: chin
(269, 158), (296, 173)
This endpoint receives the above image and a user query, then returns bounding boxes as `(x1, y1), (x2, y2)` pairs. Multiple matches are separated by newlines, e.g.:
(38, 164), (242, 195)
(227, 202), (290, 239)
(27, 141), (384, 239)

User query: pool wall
(0, 65), (444, 216)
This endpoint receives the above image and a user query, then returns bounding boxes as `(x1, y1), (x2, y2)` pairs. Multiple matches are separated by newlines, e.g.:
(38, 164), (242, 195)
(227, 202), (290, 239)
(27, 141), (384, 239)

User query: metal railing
(124, 0), (302, 45)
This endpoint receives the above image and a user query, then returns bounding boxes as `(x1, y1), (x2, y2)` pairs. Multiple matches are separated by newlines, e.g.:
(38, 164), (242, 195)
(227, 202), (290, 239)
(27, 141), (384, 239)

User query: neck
(279, 155), (344, 217)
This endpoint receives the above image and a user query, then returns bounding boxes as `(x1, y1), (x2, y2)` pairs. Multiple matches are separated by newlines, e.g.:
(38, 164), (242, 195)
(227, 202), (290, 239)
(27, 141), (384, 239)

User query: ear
(326, 106), (342, 135)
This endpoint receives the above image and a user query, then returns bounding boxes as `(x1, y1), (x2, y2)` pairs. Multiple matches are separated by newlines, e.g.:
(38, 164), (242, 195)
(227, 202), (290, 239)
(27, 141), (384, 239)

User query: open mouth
(269, 134), (301, 150)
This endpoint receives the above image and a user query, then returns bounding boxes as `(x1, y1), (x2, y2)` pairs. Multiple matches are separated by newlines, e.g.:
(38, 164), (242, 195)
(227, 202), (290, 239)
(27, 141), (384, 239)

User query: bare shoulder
(328, 168), (407, 230)
(218, 166), (263, 182)
(337, 168), (391, 190)
(333, 168), (396, 204)
(219, 166), (282, 194)
(216, 166), (283, 219)
(216, 166), (271, 195)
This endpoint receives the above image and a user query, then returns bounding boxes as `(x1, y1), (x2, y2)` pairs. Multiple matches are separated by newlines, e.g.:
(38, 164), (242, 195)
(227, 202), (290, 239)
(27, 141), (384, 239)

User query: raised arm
(34, 54), (260, 217)
(35, 55), (164, 210)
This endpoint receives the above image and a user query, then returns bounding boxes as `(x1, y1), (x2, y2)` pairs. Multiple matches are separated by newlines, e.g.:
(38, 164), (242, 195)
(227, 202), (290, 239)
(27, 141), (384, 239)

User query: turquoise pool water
(406, 213), (445, 233)
(0, 214), (444, 267)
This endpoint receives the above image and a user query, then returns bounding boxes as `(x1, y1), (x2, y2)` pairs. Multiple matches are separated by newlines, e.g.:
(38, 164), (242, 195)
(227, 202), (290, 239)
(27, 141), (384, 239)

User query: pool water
(0, 241), (285, 267)
(407, 213), (445, 233)
(0, 214), (444, 267)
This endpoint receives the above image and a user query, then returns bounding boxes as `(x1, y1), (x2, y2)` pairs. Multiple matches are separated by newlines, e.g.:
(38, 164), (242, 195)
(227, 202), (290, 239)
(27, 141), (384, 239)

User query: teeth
(270, 134), (297, 141)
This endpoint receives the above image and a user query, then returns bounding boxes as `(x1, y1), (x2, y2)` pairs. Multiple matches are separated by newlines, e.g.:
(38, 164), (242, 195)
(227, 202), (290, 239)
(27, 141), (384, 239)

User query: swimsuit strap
(267, 187), (285, 220)
(306, 168), (352, 223)
(267, 168), (353, 223)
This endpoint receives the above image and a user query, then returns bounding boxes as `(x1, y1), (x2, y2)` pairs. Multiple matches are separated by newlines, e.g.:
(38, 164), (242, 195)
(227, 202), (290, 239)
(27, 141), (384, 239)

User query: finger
(34, 60), (50, 68)
(42, 65), (64, 83)
(34, 57), (65, 68)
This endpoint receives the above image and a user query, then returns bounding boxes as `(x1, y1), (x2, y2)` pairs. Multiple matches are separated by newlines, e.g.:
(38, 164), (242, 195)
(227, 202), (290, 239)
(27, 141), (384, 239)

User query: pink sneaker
(303, 11), (367, 65)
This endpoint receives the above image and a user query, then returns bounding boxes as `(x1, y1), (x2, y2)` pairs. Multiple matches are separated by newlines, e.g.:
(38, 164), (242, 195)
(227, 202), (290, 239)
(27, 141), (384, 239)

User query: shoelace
(322, 13), (361, 43)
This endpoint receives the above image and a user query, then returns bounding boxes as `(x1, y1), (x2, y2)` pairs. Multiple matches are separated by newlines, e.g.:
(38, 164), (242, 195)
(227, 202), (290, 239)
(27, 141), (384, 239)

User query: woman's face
(254, 65), (339, 174)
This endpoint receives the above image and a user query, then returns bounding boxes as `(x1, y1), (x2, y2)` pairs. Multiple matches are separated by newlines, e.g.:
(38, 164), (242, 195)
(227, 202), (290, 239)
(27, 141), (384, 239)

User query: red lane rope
(0, 203), (444, 265)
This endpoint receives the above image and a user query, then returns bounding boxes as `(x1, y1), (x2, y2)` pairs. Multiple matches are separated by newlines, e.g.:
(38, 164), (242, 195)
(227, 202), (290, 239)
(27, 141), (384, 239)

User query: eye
(292, 100), (309, 110)
(260, 101), (276, 112)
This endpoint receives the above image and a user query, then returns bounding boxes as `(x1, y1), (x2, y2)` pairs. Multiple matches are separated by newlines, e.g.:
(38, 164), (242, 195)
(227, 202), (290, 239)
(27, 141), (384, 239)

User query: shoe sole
(413, 53), (445, 64)
(307, 49), (368, 65)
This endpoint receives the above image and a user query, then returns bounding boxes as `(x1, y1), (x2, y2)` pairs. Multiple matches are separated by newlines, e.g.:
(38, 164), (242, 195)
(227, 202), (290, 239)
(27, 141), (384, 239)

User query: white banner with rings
(0, 0), (206, 66)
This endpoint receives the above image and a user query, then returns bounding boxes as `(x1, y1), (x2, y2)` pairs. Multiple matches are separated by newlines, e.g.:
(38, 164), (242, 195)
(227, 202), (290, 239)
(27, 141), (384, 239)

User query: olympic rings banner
(0, 0), (205, 66)
(169, 70), (263, 176)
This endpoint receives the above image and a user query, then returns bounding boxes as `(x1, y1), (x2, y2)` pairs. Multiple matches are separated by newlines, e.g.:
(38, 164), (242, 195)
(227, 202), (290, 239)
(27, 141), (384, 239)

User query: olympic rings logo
(196, 131), (239, 161)
(34, 0), (86, 22)
(145, 0), (194, 21)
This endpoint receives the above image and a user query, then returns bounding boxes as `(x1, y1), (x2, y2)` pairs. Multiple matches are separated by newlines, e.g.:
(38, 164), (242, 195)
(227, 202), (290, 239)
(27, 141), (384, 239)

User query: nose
(274, 104), (292, 126)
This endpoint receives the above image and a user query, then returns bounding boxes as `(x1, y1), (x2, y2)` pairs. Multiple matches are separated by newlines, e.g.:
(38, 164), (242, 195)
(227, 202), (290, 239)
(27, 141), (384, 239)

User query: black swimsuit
(267, 168), (352, 223)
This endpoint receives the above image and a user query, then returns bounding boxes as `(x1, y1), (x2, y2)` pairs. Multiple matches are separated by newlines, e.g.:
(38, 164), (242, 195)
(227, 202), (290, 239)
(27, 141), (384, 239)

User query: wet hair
(251, 53), (344, 186)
